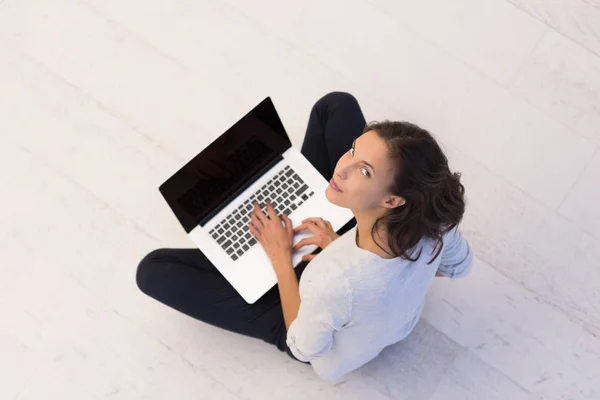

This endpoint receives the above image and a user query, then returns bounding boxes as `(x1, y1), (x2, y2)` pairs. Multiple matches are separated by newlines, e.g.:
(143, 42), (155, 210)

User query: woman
(136, 92), (473, 381)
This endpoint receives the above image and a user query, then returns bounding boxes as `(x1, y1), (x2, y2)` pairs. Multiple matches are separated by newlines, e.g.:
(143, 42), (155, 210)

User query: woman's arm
(274, 259), (301, 330)
(436, 226), (473, 279)
(285, 267), (352, 363)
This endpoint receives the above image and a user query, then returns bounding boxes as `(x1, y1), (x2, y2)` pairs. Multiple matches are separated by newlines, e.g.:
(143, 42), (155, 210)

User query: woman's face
(325, 130), (403, 211)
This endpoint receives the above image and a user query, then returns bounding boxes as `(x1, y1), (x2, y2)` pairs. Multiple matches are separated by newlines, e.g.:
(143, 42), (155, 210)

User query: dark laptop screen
(159, 97), (292, 233)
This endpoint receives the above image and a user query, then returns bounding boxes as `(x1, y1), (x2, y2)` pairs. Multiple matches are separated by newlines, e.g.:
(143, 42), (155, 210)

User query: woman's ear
(385, 196), (405, 208)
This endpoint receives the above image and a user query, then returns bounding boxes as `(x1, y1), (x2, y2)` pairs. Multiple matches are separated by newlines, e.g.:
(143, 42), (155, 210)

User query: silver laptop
(159, 97), (354, 304)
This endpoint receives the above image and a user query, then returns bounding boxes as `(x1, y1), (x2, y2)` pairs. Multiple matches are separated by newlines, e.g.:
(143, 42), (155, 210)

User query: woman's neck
(354, 213), (396, 259)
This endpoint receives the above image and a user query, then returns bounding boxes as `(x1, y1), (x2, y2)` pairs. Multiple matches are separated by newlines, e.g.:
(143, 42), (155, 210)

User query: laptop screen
(159, 97), (292, 233)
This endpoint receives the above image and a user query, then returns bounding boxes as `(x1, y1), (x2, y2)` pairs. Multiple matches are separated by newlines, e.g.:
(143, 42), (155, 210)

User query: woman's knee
(313, 91), (359, 112)
(136, 248), (169, 294)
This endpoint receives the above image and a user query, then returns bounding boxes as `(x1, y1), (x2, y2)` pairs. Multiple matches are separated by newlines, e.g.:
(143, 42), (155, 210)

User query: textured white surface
(509, 30), (600, 146)
(1, 0), (599, 399)
(508, 0), (600, 57)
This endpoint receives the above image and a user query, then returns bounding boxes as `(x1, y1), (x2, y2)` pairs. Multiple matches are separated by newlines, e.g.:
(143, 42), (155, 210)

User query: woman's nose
(334, 160), (350, 179)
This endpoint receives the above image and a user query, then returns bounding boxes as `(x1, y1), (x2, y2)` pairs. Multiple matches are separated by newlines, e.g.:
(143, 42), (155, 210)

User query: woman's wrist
(272, 255), (294, 276)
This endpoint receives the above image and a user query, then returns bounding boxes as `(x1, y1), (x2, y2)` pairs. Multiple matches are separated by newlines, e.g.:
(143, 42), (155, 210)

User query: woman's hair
(365, 120), (466, 264)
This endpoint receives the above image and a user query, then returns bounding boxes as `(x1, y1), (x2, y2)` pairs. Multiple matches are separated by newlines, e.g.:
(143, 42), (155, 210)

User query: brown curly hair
(365, 121), (466, 264)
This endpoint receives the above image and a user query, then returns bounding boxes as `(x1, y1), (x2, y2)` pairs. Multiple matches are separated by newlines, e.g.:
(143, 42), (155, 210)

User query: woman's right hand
(292, 217), (341, 262)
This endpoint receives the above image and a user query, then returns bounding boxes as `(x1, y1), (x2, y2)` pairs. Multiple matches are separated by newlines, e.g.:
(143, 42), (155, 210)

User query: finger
(265, 200), (278, 221)
(293, 223), (308, 233)
(302, 217), (328, 229)
(302, 254), (316, 262)
(249, 221), (261, 238)
(282, 214), (293, 236)
(250, 211), (263, 228)
(252, 201), (266, 223)
(293, 223), (306, 233)
(294, 222), (322, 236)
(292, 236), (321, 252)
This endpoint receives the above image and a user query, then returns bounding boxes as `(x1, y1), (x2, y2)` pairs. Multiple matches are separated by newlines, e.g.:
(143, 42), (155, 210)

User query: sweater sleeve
(286, 267), (352, 362)
(437, 226), (473, 279)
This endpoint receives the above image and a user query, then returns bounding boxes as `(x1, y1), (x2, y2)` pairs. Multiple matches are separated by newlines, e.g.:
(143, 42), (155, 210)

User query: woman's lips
(329, 178), (342, 192)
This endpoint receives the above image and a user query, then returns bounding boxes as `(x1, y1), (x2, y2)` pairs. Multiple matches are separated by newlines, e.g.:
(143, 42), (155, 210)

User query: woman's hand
(249, 200), (294, 266)
(292, 217), (340, 262)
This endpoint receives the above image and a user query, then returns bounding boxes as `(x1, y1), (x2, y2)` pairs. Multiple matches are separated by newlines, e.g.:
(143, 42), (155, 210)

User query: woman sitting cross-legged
(136, 92), (473, 381)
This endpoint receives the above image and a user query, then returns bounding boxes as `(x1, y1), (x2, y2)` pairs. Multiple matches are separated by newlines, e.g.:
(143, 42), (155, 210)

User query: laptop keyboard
(208, 165), (314, 262)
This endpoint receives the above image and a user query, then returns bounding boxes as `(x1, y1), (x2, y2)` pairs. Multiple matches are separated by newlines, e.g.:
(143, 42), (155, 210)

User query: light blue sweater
(286, 225), (473, 381)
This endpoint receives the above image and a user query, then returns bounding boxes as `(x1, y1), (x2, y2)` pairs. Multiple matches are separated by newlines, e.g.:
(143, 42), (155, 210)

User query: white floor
(1, 0), (599, 398)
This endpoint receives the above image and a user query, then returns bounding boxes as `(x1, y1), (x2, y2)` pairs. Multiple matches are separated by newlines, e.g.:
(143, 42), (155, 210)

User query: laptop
(159, 97), (354, 304)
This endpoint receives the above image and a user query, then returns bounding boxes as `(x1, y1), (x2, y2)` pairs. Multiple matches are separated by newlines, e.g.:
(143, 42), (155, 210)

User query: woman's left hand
(249, 200), (294, 267)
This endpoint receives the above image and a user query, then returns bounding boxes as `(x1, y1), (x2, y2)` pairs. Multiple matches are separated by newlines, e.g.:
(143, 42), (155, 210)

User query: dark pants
(136, 92), (366, 363)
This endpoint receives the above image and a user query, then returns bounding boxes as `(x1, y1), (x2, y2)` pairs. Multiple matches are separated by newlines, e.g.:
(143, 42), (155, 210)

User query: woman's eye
(361, 168), (370, 177)
(349, 147), (355, 156)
